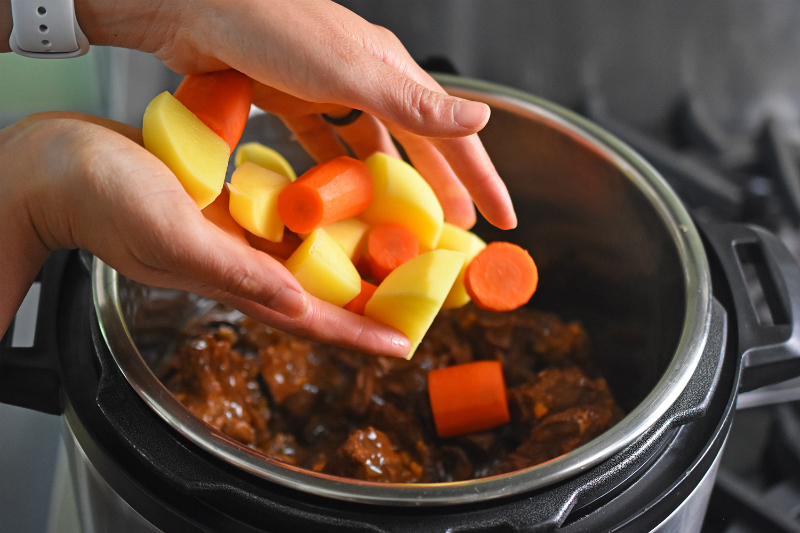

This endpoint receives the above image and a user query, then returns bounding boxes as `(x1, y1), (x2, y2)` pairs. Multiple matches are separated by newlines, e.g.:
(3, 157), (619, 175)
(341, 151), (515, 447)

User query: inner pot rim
(91, 75), (712, 506)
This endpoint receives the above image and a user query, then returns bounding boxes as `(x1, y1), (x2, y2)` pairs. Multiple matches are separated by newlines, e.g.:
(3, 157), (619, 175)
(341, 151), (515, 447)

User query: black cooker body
(3, 220), (800, 533)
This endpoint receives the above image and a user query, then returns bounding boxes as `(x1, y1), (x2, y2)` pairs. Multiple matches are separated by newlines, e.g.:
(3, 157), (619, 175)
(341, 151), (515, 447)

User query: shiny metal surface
(92, 76), (711, 505)
(63, 417), (162, 533)
(650, 441), (725, 533)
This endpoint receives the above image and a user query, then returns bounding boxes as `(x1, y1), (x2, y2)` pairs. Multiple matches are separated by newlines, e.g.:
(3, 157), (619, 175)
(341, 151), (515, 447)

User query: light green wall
(0, 49), (105, 127)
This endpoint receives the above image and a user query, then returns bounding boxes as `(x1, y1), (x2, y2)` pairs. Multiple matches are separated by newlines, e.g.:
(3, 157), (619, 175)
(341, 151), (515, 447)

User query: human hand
(0, 113), (411, 356)
(42, 0), (516, 230)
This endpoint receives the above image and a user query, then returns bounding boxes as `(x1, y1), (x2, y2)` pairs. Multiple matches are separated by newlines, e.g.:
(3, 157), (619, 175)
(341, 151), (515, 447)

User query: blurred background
(4, 1), (800, 531)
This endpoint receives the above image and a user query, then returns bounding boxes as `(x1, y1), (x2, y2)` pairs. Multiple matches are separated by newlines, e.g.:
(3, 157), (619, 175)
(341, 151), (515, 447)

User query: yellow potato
(365, 249), (465, 358)
(310, 218), (371, 264)
(436, 222), (487, 309)
(233, 142), (297, 181)
(284, 228), (362, 307)
(228, 162), (291, 242)
(360, 152), (444, 250)
(142, 91), (229, 209)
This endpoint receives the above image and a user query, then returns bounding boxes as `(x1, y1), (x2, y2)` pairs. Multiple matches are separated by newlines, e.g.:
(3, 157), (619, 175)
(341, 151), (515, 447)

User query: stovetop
(575, 90), (800, 533)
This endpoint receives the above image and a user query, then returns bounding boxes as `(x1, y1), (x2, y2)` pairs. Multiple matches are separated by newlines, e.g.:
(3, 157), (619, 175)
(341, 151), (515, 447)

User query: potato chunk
(284, 228), (361, 307)
(365, 249), (465, 358)
(436, 222), (487, 309)
(228, 162), (290, 242)
(360, 152), (444, 250)
(142, 91), (229, 209)
(234, 142), (297, 181)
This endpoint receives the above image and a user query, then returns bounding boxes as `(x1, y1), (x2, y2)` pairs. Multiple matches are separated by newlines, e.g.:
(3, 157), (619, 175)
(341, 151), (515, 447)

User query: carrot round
(367, 222), (419, 283)
(277, 156), (373, 234)
(173, 69), (253, 153)
(428, 360), (510, 438)
(464, 242), (538, 312)
(343, 279), (378, 315)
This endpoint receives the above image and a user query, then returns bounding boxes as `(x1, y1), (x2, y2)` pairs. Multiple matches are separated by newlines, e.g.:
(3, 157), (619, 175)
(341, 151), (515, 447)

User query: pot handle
(0, 249), (72, 415)
(699, 222), (800, 393)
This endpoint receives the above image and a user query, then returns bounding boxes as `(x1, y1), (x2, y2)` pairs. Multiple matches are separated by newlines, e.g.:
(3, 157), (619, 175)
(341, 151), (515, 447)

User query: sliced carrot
(173, 69), (253, 153)
(277, 156), (373, 234)
(343, 279), (378, 315)
(367, 222), (419, 283)
(464, 242), (538, 312)
(428, 360), (510, 438)
(245, 229), (303, 260)
(201, 184), (249, 246)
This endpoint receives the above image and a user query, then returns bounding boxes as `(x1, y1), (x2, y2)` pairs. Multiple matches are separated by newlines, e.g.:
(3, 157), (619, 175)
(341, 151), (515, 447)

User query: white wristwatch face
(9, 0), (90, 58)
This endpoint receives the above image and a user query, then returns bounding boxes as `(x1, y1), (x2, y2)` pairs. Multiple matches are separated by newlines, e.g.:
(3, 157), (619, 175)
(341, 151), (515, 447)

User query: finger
(254, 83), (400, 161)
(336, 56), (491, 139)
(216, 292), (411, 357)
(278, 113), (349, 163)
(330, 112), (401, 160)
(139, 217), (409, 357)
(429, 135), (517, 230)
(118, 193), (311, 320)
(387, 125), (476, 229)
(319, 22), (493, 138)
(21, 111), (144, 145)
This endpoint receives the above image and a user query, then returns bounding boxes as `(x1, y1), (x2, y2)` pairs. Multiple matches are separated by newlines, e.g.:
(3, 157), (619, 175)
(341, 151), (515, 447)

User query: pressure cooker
(3, 75), (800, 533)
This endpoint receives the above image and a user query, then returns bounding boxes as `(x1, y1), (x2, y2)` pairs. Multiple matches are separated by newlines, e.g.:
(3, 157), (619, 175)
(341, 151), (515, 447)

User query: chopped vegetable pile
(142, 69), (539, 359)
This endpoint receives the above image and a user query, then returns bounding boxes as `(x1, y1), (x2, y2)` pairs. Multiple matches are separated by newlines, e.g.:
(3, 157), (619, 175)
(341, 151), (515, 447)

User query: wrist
(72, 0), (165, 50)
(2, 0), (171, 54)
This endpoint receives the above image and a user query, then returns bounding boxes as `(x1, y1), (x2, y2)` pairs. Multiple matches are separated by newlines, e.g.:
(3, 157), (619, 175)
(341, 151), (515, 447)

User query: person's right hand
(0, 112), (411, 356)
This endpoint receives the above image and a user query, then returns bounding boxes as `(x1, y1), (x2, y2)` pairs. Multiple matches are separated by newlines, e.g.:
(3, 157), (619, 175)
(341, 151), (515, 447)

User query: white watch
(9, 0), (89, 58)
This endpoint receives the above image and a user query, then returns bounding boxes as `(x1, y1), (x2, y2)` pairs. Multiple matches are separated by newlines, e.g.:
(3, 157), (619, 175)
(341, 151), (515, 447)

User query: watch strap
(9, 0), (89, 58)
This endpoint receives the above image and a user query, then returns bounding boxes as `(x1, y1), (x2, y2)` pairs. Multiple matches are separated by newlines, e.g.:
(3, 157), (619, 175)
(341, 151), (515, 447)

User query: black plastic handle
(700, 222), (800, 392)
(0, 249), (72, 415)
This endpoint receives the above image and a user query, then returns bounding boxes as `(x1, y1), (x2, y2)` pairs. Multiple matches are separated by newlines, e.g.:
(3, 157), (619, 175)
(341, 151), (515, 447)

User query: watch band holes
(39, 25), (48, 33)
(42, 40), (51, 46)
(37, 6), (46, 15)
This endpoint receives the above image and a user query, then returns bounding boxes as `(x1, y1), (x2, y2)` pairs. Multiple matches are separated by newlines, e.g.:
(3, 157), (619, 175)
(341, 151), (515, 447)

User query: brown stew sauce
(160, 305), (624, 483)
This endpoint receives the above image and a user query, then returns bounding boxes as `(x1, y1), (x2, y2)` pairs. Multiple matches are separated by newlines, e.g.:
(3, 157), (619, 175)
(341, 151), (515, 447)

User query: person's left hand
(0, 112), (411, 356)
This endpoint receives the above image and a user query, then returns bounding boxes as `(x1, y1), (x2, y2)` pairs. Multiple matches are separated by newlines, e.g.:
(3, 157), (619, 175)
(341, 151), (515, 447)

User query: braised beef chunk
(160, 329), (271, 448)
(493, 404), (619, 475)
(323, 427), (420, 483)
(161, 304), (624, 483)
(507, 367), (616, 428)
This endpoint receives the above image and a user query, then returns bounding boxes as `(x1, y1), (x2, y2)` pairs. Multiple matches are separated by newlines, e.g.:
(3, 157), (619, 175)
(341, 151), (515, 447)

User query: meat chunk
(493, 404), (615, 474)
(161, 331), (270, 448)
(162, 303), (624, 483)
(323, 427), (420, 483)
(507, 366), (616, 427)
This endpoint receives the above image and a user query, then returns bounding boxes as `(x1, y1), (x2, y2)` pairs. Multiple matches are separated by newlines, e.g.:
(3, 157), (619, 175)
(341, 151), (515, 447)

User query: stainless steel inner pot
(92, 74), (711, 506)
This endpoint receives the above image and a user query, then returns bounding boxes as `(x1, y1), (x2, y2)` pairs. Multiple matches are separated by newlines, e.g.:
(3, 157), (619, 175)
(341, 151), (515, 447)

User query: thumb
(343, 53), (490, 138)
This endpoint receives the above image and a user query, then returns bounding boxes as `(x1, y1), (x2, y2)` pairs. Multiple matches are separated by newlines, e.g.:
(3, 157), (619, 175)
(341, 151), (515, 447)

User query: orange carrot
(367, 222), (419, 283)
(277, 156), (373, 234)
(173, 69), (253, 153)
(201, 184), (249, 246)
(464, 242), (538, 312)
(427, 360), (510, 438)
(343, 279), (378, 315)
(246, 229), (302, 260)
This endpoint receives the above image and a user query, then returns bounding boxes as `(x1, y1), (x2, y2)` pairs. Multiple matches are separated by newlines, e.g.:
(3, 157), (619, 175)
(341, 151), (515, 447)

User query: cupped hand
(71, 0), (517, 231)
(0, 113), (411, 356)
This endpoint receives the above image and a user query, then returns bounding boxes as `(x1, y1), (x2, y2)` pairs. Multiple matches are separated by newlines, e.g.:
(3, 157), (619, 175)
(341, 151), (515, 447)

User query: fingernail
(454, 100), (490, 129)
(269, 288), (308, 319)
(391, 336), (411, 358)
